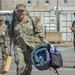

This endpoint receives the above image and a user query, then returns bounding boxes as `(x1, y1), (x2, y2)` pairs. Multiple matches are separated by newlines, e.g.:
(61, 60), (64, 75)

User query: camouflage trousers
(14, 45), (32, 75)
(0, 45), (7, 69)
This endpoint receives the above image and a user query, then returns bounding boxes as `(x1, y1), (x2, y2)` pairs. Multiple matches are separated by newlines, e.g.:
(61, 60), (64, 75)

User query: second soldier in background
(0, 16), (10, 70)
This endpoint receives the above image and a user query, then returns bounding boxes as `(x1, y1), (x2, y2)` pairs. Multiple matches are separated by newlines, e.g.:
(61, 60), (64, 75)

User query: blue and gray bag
(31, 44), (51, 70)
(31, 43), (63, 75)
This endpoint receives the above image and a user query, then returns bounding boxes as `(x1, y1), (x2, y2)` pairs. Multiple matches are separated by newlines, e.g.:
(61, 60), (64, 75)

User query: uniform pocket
(24, 27), (33, 35)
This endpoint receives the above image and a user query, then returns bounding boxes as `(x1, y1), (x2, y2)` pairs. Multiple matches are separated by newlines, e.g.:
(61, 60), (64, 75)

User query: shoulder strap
(26, 9), (36, 31)
(27, 15), (36, 32)
(11, 10), (17, 37)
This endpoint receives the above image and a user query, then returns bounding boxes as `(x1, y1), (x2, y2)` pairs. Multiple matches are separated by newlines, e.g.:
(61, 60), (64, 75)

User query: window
(27, 0), (31, 5)
(45, 0), (49, 5)
(64, 0), (67, 4)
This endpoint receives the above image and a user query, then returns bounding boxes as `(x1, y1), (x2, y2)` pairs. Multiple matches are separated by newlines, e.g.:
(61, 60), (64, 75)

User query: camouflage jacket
(0, 24), (10, 49)
(10, 16), (47, 49)
(34, 22), (47, 46)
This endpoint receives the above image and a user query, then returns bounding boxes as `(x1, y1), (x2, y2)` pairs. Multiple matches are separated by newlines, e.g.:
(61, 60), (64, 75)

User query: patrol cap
(0, 16), (4, 20)
(16, 4), (26, 11)
(35, 16), (40, 21)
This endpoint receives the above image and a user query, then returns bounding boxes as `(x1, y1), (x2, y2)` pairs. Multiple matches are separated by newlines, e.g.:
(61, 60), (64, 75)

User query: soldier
(70, 13), (75, 53)
(70, 13), (75, 68)
(34, 16), (48, 46)
(0, 16), (10, 70)
(9, 4), (48, 75)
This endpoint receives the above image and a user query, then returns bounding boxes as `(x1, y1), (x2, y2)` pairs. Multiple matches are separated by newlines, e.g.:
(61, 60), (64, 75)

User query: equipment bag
(31, 44), (51, 70)
(31, 44), (63, 75)
(49, 45), (63, 75)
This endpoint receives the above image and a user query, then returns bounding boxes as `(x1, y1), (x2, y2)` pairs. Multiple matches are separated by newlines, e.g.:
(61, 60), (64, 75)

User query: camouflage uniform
(0, 16), (10, 69)
(12, 16), (35, 75)
(34, 16), (47, 46)
(10, 4), (47, 75)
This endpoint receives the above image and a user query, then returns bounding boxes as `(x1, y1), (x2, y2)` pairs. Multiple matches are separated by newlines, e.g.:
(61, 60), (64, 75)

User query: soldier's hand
(2, 32), (6, 36)
(44, 42), (49, 44)
(70, 26), (75, 32)
(6, 50), (10, 56)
